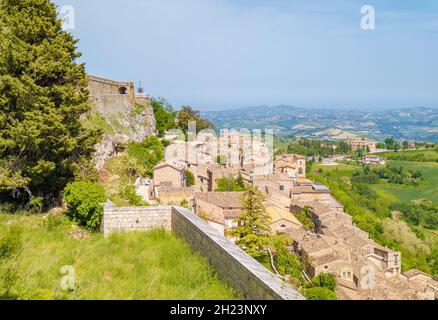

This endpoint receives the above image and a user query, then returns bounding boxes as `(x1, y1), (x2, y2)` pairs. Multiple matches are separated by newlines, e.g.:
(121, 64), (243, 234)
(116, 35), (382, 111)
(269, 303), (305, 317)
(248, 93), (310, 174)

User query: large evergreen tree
(0, 0), (100, 204)
(228, 185), (272, 257)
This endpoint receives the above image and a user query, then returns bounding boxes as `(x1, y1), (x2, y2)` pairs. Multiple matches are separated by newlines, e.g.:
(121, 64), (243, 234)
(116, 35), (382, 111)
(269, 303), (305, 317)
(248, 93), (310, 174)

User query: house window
(279, 185), (285, 191)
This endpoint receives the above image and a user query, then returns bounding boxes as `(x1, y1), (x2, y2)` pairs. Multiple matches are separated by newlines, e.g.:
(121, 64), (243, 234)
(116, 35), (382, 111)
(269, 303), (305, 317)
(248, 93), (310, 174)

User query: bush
(64, 181), (107, 231)
(127, 136), (165, 177)
(118, 184), (147, 207)
(273, 241), (304, 280)
(184, 170), (195, 187)
(308, 273), (337, 291)
(305, 287), (337, 300)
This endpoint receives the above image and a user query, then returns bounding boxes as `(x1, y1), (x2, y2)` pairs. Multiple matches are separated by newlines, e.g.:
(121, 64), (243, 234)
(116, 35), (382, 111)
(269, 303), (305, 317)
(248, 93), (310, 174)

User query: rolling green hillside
(372, 161), (438, 204)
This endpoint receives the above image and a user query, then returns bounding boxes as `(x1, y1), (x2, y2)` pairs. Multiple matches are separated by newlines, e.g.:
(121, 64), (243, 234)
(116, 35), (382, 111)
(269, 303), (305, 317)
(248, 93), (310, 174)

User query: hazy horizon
(55, 0), (438, 111)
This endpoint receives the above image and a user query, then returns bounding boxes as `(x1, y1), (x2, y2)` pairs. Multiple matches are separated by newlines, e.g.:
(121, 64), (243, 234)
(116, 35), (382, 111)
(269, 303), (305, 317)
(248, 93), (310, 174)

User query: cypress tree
(228, 185), (272, 257)
(0, 0), (100, 204)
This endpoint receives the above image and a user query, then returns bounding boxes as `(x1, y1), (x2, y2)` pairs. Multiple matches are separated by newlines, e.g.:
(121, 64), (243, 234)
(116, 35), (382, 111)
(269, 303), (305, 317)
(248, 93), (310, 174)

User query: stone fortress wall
(88, 75), (135, 114)
(102, 205), (305, 300)
(88, 74), (150, 114)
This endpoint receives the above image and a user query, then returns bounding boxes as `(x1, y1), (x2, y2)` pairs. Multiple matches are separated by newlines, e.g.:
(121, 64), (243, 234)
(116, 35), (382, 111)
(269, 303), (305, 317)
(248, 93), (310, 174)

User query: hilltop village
(87, 75), (438, 300)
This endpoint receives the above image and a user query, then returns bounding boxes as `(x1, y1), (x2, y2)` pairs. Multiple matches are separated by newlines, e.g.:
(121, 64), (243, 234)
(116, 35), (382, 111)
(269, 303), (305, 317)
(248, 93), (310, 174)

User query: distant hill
(202, 106), (438, 142)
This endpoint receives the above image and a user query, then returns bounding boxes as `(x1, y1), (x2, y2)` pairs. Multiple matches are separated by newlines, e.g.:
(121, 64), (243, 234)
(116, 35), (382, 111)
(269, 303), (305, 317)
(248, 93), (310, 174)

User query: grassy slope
(377, 149), (438, 162)
(372, 161), (438, 204)
(0, 214), (236, 300)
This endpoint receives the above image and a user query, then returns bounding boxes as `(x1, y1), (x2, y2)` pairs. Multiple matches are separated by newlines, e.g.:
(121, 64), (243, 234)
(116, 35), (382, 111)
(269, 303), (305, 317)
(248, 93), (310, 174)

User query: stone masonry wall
(102, 206), (172, 235)
(171, 207), (304, 300)
(102, 205), (304, 300)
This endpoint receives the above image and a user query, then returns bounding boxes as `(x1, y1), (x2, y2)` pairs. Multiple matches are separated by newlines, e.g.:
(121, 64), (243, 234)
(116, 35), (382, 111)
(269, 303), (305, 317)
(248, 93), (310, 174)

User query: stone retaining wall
(102, 206), (172, 235)
(102, 205), (304, 300)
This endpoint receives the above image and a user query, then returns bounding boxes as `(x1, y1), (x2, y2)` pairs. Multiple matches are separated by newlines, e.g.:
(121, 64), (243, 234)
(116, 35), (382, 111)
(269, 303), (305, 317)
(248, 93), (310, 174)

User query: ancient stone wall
(102, 205), (305, 300)
(102, 206), (172, 235)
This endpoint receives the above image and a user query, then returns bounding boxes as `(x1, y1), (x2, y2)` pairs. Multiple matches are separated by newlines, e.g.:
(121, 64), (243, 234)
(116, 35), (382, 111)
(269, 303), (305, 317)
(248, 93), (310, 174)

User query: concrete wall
(102, 205), (304, 300)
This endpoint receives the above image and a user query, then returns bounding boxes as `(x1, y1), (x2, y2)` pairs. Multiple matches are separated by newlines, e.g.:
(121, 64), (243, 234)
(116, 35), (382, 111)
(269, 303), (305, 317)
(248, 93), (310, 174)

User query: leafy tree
(215, 175), (245, 192)
(305, 287), (337, 300)
(355, 147), (365, 159)
(184, 170), (195, 187)
(216, 154), (228, 165)
(227, 186), (272, 257)
(127, 136), (164, 177)
(308, 273), (337, 291)
(117, 184), (147, 207)
(150, 98), (176, 135)
(177, 106), (214, 134)
(0, 0), (101, 205)
(296, 206), (316, 232)
(385, 137), (395, 150)
(272, 236), (304, 280)
(235, 173), (245, 190)
(64, 181), (106, 231)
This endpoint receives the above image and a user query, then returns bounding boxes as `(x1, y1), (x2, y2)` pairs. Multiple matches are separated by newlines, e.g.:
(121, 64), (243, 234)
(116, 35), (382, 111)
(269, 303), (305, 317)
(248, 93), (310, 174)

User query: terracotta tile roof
(154, 161), (185, 172)
(265, 204), (301, 225)
(194, 192), (244, 209)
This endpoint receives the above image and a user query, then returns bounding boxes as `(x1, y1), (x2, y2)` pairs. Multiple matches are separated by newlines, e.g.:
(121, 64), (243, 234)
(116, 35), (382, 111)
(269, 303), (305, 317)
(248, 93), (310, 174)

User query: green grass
(377, 149), (438, 162)
(313, 160), (438, 204)
(82, 113), (115, 135)
(372, 161), (438, 204)
(313, 163), (359, 179)
(0, 213), (236, 300)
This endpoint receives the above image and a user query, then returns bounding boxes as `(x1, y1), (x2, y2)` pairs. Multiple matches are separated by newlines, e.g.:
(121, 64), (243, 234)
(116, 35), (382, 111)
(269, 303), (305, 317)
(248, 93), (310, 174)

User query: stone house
(347, 139), (377, 153)
(194, 192), (244, 236)
(253, 173), (294, 197)
(362, 155), (386, 165)
(153, 161), (185, 189)
(274, 154), (307, 179)
(265, 204), (301, 234)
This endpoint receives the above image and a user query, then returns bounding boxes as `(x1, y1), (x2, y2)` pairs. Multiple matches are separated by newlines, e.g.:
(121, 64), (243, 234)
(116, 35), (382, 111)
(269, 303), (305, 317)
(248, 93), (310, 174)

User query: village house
(152, 161), (187, 201)
(193, 192), (244, 236)
(347, 139), (377, 153)
(274, 154), (306, 179)
(290, 182), (332, 202)
(362, 155), (386, 165)
(153, 161), (185, 188)
(265, 203), (302, 234)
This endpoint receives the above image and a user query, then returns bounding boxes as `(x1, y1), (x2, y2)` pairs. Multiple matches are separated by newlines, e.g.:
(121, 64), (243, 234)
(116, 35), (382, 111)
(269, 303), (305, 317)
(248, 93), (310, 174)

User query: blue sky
(54, 0), (438, 110)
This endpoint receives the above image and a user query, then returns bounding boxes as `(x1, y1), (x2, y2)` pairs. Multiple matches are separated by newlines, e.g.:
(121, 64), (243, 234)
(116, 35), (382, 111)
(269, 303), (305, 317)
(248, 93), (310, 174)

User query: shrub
(308, 273), (337, 291)
(118, 184), (147, 207)
(305, 287), (337, 300)
(64, 181), (107, 231)
(184, 170), (195, 187)
(273, 241), (304, 280)
(25, 196), (44, 214)
(127, 136), (164, 177)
